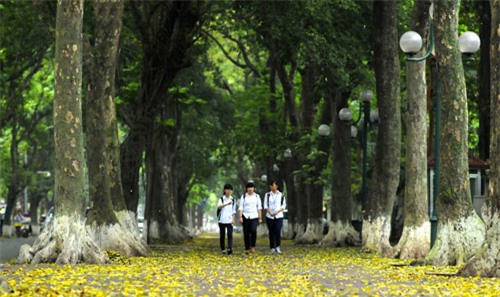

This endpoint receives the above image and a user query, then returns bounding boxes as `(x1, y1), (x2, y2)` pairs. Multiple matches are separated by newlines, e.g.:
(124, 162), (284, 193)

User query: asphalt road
(0, 236), (36, 263)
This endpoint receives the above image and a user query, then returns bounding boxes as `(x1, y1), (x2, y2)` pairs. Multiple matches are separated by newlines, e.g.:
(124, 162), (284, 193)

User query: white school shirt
(263, 191), (286, 220)
(218, 196), (236, 224)
(238, 193), (262, 220)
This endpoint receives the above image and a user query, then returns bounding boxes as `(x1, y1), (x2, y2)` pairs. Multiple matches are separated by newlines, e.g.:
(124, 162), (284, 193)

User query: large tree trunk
(85, 0), (148, 257)
(295, 65), (324, 244)
(146, 108), (190, 243)
(459, 0), (500, 277)
(363, 0), (401, 256)
(19, 0), (108, 264)
(396, 0), (431, 260)
(120, 0), (203, 221)
(323, 86), (359, 247)
(276, 62), (307, 239)
(426, 0), (485, 266)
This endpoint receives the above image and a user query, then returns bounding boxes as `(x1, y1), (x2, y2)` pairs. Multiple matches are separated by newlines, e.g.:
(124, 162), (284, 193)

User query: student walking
(238, 181), (262, 254)
(218, 184), (236, 255)
(263, 180), (286, 254)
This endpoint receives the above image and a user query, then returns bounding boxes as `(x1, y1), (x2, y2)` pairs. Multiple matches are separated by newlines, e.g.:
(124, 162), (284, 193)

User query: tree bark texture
(85, 0), (148, 257)
(364, 0), (401, 256)
(459, 0), (500, 277)
(121, 1), (203, 215)
(477, 0), (491, 161)
(323, 86), (359, 247)
(426, 0), (485, 266)
(19, 0), (108, 265)
(396, 0), (431, 260)
(295, 64), (325, 244)
(146, 112), (190, 243)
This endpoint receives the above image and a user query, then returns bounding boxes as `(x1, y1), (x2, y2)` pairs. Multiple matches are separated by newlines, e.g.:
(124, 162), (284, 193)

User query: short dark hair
(269, 180), (279, 186)
(223, 184), (233, 190)
(246, 181), (255, 188)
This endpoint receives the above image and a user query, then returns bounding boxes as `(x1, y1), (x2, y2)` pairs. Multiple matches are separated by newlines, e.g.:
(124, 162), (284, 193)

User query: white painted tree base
(86, 210), (149, 257)
(395, 222), (430, 259)
(148, 220), (191, 243)
(321, 221), (360, 247)
(17, 215), (109, 265)
(459, 212), (500, 277)
(426, 213), (485, 266)
(295, 220), (322, 244)
(293, 223), (306, 241)
(363, 216), (393, 256)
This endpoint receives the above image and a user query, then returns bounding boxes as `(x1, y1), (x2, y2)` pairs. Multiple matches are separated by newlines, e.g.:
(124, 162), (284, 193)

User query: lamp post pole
(339, 90), (374, 243)
(360, 90), (373, 215)
(400, 20), (480, 247)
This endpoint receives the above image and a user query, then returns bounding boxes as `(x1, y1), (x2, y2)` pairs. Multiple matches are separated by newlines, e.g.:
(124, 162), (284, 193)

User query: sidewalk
(0, 236), (36, 263)
(1, 233), (499, 296)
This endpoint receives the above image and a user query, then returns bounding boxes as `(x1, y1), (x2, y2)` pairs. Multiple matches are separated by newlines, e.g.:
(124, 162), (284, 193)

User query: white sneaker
(275, 246), (283, 254)
(270, 248), (277, 254)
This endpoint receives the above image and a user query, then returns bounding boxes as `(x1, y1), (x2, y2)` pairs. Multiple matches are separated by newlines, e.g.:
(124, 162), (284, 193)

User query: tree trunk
(146, 101), (190, 243)
(295, 64), (324, 244)
(323, 86), (359, 247)
(396, 0), (431, 260)
(426, 0), (485, 266)
(459, 0), (500, 277)
(363, 0), (401, 256)
(85, 0), (148, 257)
(120, 0), (203, 218)
(477, 0), (491, 161)
(19, 0), (108, 264)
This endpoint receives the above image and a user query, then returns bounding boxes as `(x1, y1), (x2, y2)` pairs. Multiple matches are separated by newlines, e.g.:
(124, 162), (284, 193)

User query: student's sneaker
(275, 246), (283, 254)
(250, 248), (256, 254)
(245, 250), (250, 255)
(221, 249), (227, 255)
(270, 248), (277, 254)
(227, 249), (233, 255)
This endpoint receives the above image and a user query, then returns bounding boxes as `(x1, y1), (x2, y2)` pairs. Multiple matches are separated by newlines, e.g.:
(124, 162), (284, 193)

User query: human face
(270, 182), (278, 192)
(224, 188), (232, 196)
(247, 186), (254, 194)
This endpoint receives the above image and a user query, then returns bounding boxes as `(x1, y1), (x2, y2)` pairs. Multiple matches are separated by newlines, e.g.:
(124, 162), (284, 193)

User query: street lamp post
(400, 23), (480, 247)
(338, 90), (374, 241)
(359, 90), (373, 215)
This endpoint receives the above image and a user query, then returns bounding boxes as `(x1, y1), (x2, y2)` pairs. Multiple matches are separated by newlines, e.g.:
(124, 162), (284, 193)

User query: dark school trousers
(242, 217), (258, 250)
(266, 217), (283, 249)
(218, 223), (233, 251)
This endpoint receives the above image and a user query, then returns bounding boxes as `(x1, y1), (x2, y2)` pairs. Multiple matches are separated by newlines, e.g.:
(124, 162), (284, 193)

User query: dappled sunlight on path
(1, 232), (499, 296)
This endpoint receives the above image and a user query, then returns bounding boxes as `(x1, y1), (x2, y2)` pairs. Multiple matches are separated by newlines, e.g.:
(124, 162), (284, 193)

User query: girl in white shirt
(217, 184), (236, 254)
(263, 180), (286, 254)
(238, 181), (262, 254)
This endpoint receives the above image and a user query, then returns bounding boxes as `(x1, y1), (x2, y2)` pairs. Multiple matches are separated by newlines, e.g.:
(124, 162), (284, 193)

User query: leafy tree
(0, 0), (53, 232)
(119, 0), (208, 242)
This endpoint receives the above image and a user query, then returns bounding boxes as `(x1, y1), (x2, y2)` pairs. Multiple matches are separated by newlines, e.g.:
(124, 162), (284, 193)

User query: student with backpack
(263, 180), (286, 254)
(217, 184), (236, 255)
(238, 181), (262, 254)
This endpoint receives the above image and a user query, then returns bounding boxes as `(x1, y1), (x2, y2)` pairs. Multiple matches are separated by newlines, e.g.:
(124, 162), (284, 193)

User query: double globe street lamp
(399, 24), (480, 247)
(338, 90), (379, 240)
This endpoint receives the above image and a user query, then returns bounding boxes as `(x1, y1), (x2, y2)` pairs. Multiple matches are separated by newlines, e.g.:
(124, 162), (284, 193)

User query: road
(0, 236), (36, 263)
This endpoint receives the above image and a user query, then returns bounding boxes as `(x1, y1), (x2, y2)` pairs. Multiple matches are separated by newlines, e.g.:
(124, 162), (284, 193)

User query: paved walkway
(0, 236), (35, 263)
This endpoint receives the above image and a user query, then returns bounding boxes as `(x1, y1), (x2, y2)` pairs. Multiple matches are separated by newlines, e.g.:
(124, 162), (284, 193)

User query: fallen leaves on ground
(1, 233), (499, 296)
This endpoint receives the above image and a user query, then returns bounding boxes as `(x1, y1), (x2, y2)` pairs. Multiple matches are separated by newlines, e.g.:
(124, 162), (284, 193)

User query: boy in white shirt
(217, 184), (236, 254)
